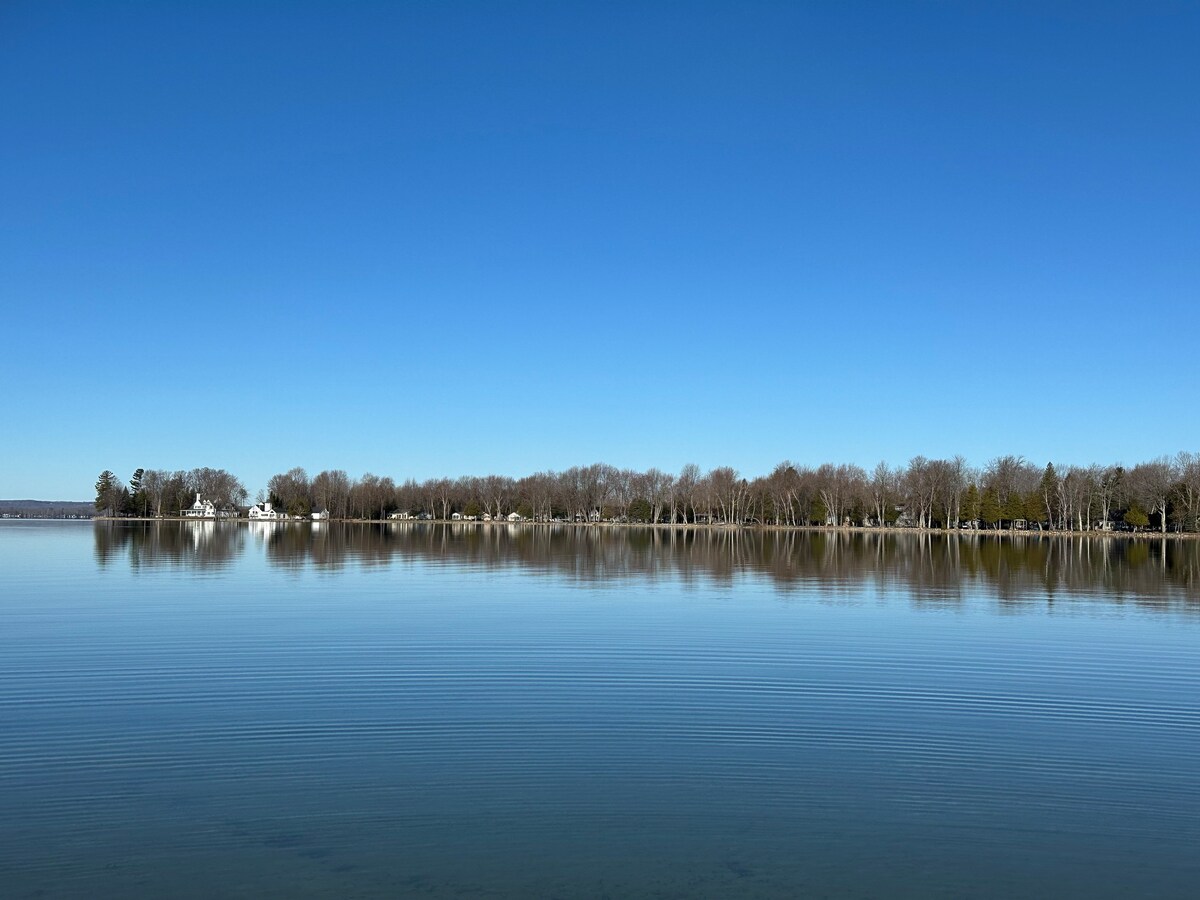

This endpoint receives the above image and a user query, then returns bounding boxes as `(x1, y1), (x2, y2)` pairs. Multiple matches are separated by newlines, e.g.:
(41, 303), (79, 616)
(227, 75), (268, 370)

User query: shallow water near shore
(2, 520), (1198, 898)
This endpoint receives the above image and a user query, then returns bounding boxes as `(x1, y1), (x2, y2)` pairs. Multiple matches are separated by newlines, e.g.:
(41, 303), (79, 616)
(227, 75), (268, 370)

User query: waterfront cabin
(312, 509), (329, 521)
(507, 512), (522, 522)
(182, 493), (217, 518)
(248, 501), (279, 520)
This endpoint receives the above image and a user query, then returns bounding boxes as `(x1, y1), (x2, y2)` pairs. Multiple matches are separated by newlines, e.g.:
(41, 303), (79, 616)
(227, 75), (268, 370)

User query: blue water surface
(1, 521), (1197, 898)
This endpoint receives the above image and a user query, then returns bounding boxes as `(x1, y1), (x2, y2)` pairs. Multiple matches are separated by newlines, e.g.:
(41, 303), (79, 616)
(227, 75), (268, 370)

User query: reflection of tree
(93, 521), (245, 571)
(93, 522), (1200, 613)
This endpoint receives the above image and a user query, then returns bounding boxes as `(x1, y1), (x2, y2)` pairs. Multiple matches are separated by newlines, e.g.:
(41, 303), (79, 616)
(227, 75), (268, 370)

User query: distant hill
(0, 500), (94, 518)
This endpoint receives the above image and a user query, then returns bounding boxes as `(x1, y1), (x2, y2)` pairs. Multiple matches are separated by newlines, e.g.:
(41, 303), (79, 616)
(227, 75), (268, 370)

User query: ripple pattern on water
(1, 521), (1198, 898)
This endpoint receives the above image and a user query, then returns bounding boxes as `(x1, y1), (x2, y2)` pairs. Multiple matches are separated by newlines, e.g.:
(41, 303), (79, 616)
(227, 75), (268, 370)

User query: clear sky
(2, 1), (1197, 500)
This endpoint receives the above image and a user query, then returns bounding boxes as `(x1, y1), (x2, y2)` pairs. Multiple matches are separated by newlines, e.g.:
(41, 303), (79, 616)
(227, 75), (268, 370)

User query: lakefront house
(182, 493), (217, 518)
(248, 501), (280, 520)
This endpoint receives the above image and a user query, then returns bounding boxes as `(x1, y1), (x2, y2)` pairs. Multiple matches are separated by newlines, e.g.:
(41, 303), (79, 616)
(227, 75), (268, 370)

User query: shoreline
(86, 516), (1200, 540)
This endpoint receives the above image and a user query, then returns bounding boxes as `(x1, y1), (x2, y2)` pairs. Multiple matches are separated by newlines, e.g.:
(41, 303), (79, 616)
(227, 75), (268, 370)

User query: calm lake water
(2, 521), (1198, 898)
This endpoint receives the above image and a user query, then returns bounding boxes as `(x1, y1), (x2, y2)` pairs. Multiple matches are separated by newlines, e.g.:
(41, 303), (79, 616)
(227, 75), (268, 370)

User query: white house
(507, 511), (522, 522)
(311, 509), (330, 521)
(248, 501), (279, 520)
(182, 493), (217, 518)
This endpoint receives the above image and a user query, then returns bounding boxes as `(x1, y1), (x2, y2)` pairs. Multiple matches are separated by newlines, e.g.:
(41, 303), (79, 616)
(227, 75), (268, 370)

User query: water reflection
(94, 519), (246, 571)
(92, 522), (1200, 611)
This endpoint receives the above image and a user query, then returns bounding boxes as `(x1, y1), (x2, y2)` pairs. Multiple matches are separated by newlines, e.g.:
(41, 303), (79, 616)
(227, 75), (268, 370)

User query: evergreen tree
(94, 470), (121, 516)
(1003, 491), (1027, 528)
(628, 498), (652, 522)
(961, 484), (981, 524)
(810, 498), (828, 526)
(1124, 503), (1149, 531)
(128, 468), (145, 516)
(980, 487), (1001, 529)
(1037, 463), (1059, 528)
(1025, 491), (1047, 529)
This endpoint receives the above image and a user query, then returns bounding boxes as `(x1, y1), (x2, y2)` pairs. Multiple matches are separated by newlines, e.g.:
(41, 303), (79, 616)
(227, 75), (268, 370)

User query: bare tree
(268, 467), (311, 516)
(1095, 465), (1125, 530)
(311, 470), (351, 518)
(641, 468), (673, 524)
(140, 469), (170, 517)
(1175, 452), (1200, 532)
(1130, 457), (1179, 534)
(869, 462), (896, 527)
(187, 467), (247, 511)
(676, 464), (700, 524)
(983, 456), (1038, 517)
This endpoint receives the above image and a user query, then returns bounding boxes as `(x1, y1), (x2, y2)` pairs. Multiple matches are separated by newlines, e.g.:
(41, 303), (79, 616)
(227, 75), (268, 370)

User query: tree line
(94, 467), (248, 518)
(95, 453), (1200, 533)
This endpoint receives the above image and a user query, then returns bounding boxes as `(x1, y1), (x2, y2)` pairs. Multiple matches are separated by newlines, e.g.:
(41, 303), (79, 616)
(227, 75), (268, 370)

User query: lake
(1, 520), (1198, 898)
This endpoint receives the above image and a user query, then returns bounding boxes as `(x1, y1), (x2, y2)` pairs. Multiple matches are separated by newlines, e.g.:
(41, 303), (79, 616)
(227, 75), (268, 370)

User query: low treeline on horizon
(90, 453), (1200, 534)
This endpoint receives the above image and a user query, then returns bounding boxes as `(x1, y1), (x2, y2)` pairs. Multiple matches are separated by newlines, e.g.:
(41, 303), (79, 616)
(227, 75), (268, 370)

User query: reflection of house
(182, 493), (217, 518)
(248, 501), (279, 520)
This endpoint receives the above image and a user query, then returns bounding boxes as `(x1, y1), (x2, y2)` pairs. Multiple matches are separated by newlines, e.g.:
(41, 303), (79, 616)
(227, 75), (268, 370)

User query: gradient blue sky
(2, 1), (1197, 499)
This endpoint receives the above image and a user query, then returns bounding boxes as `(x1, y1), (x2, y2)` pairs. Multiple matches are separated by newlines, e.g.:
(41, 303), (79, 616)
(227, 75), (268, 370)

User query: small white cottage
(248, 501), (279, 520)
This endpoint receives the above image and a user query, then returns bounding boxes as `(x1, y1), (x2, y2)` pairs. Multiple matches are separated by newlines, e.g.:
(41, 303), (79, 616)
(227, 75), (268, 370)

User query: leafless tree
(140, 469), (171, 517)
(869, 461), (897, 528)
(816, 463), (866, 527)
(637, 468), (673, 525)
(1130, 457), (1179, 534)
(311, 469), (351, 518)
(268, 467), (311, 515)
(187, 467), (247, 510)
(1095, 465), (1125, 530)
(1059, 466), (1092, 531)
(1175, 452), (1200, 532)
(983, 456), (1038, 510)
(676, 463), (700, 524)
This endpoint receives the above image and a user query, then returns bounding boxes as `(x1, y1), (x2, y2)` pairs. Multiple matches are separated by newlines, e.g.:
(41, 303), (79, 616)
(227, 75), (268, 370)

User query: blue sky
(2, 1), (1197, 499)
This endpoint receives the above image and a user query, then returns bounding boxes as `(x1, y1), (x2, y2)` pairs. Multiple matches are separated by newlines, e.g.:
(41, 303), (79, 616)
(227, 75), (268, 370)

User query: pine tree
(980, 487), (1001, 529)
(1037, 463), (1059, 529)
(1124, 503), (1149, 531)
(128, 468), (145, 516)
(94, 470), (117, 516)
(1003, 491), (1026, 529)
(1025, 491), (1046, 529)
(961, 484), (981, 525)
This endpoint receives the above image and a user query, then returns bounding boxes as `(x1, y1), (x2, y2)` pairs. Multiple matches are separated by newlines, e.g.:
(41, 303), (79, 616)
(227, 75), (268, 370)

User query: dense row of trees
(94, 468), (247, 517)
(96, 453), (1200, 533)
(246, 454), (1200, 534)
